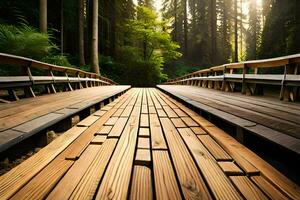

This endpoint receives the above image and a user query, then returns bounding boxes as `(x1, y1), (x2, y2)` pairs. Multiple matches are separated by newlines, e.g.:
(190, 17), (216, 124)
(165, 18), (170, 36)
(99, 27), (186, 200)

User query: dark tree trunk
(79, 0), (86, 66)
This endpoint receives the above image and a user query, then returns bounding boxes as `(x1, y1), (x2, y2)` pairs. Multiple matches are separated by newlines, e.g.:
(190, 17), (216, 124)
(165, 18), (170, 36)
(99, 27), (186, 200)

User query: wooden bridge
(0, 53), (300, 199)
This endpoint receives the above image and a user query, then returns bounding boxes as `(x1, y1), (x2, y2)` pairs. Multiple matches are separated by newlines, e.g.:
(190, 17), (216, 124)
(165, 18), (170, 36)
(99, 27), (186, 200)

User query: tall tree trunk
(240, 0), (243, 58)
(210, 0), (217, 64)
(174, 0), (178, 42)
(183, 0), (188, 57)
(39, 0), (47, 33)
(91, 0), (100, 75)
(61, 0), (64, 55)
(79, 0), (86, 66)
(234, 0), (238, 62)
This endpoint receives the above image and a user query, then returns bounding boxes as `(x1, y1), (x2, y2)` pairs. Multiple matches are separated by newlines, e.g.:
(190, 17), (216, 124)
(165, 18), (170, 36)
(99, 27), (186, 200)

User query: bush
(0, 24), (56, 60)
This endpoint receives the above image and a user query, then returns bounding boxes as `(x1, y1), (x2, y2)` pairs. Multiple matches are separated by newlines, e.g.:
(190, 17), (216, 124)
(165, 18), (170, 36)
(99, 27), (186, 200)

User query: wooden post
(280, 64), (288, 101)
(49, 70), (57, 93)
(242, 64), (248, 94)
(65, 72), (73, 91)
(24, 65), (36, 98)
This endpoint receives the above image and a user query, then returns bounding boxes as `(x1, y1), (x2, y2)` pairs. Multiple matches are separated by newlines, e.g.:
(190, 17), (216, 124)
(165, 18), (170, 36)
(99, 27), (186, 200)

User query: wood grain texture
(178, 128), (241, 200)
(230, 176), (268, 200)
(69, 139), (118, 200)
(96, 125), (112, 135)
(149, 114), (167, 150)
(218, 161), (243, 175)
(139, 128), (150, 137)
(90, 135), (107, 145)
(135, 149), (151, 166)
(130, 166), (152, 200)
(95, 105), (141, 199)
(140, 114), (149, 127)
(197, 135), (232, 161)
(160, 118), (211, 200)
(152, 151), (182, 200)
(47, 145), (102, 200)
(77, 116), (100, 127)
(138, 137), (150, 149)
(0, 126), (87, 199)
(108, 117), (128, 138)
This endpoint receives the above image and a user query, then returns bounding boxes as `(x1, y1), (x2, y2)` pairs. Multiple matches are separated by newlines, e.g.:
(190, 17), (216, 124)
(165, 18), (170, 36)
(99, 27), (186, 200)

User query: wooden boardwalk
(0, 85), (130, 153)
(0, 88), (299, 199)
(158, 85), (300, 155)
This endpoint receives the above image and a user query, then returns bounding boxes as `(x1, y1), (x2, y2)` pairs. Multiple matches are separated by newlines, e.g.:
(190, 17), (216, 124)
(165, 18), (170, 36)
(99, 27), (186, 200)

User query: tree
(40, 0), (47, 33)
(91, 0), (100, 74)
(210, 0), (217, 64)
(183, 0), (188, 56)
(78, 0), (86, 66)
(119, 6), (182, 86)
(234, 0), (238, 62)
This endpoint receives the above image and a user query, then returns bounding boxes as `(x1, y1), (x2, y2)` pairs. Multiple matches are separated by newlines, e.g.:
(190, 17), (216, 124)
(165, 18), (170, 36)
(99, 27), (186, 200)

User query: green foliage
(114, 6), (181, 86)
(259, 1), (300, 59)
(0, 24), (57, 60)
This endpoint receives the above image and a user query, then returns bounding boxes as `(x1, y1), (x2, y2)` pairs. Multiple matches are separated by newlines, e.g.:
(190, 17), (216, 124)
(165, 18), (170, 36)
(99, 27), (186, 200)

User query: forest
(0, 0), (299, 86)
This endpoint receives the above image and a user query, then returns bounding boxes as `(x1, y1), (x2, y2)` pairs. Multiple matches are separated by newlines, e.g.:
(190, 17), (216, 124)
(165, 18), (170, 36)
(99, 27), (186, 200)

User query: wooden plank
(230, 176), (268, 200)
(191, 127), (207, 135)
(149, 114), (167, 150)
(178, 128), (241, 200)
(140, 114), (149, 127)
(160, 118), (211, 199)
(93, 110), (107, 117)
(95, 105), (141, 199)
(11, 158), (74, 200)
(69, 139), (118, 199)
(137, 137), (150, 149)
(47, 145), (102, 199)
(64, 108), (119, 160)
(96, 125), (112, 135)
(139, 128), (150, 137)
(77, 116), (100, 127)
(195, 123), (259, 175)
(142, 105), (148, 114)
(173, 108), (188, 117)
(104, 116), (119, 126)
(135, 149), (151, 166)
(90, 135), (107, 145)
(148, 106), (156, 114)
(197, 135), (232, 161)
(251, 176), (289, 200)
(112, 108), (124, 117)
(152, 151), (182, 200)
(107, 117), (128, 138)
(157, 109), (167, 117)
(130, 166), (152, 200)
(171, 118), (186, 128)
(218, 161), (243, 175)
(181, 116), (198, 127)
(162, 106), (178, 118)
(0, 126), (87, 199)
(121, 105), (134, 117)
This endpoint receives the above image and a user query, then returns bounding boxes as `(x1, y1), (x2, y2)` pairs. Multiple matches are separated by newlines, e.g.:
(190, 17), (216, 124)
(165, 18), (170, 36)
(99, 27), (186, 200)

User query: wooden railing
(164, 54), (300, 101)
(0, 53), (117, 101)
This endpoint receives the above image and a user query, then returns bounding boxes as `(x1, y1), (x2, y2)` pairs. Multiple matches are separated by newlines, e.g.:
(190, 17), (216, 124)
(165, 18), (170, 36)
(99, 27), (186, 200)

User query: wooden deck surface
(158, 85), (300, 155)
(0, 85), (130, 152)
(0, 88), (299, 199)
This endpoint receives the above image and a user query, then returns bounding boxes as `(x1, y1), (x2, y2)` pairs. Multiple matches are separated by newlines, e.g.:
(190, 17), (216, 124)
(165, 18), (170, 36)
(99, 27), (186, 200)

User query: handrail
(0, 53), (117, 85)
(164, 54), (300, 101)
(0, 53), (118, 101)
